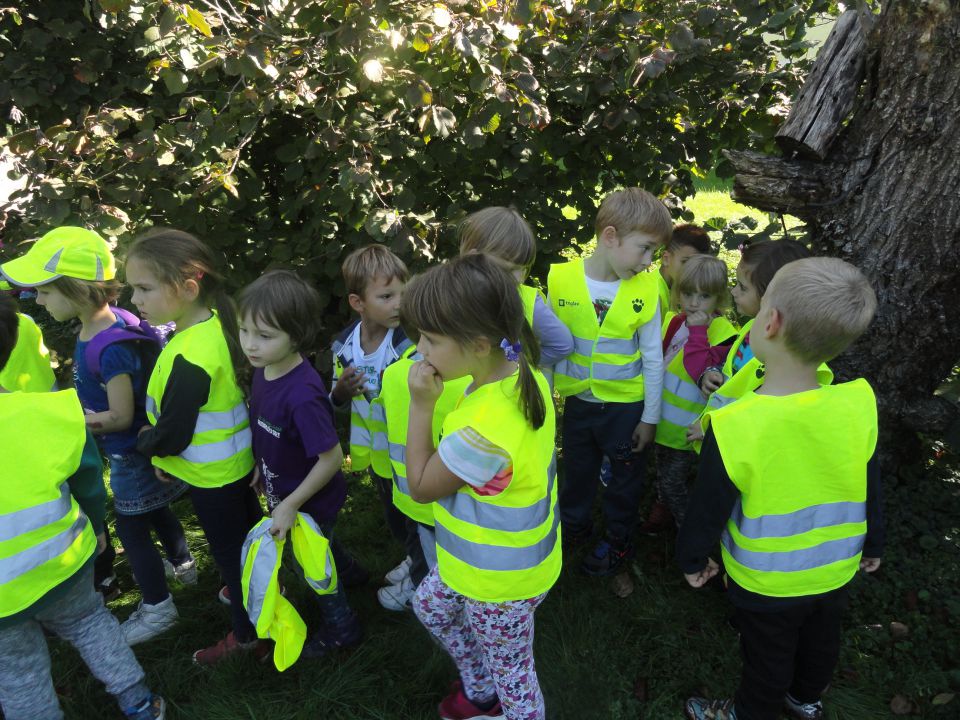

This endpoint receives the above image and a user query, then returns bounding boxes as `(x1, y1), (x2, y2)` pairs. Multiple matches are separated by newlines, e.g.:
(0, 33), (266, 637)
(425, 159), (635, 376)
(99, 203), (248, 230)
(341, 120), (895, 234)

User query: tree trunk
(728, 0), (960, 468)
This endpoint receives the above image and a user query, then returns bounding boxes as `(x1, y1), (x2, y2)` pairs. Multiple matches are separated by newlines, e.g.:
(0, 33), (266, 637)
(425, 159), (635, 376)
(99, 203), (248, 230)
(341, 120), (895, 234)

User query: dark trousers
(311, 520), (358, 636)
(189, 476), (263, 642)
(114, 506), (192, 605)
(559, 397), (648, 541)
(734, 586), (849, 720)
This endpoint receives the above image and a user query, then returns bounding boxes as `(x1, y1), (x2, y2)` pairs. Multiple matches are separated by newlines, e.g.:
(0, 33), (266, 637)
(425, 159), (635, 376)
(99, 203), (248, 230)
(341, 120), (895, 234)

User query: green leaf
(157, 150), (176, 166)
(160, 68), (189, 94)
(412, 34), (430, 53)
(431, 106), (457, 138)
(183, 5), (213, 37)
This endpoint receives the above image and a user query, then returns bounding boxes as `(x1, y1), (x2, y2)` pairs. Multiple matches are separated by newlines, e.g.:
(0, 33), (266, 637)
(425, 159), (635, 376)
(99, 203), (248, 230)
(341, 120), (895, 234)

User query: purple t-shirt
(249, 357), (347, 524)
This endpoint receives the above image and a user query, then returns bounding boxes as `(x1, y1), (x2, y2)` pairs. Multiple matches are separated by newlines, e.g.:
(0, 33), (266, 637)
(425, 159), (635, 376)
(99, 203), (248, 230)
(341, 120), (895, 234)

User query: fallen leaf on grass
(932, 692), (955, 706)
(889, 621), (910, 639)
(611, 570), (634, 598)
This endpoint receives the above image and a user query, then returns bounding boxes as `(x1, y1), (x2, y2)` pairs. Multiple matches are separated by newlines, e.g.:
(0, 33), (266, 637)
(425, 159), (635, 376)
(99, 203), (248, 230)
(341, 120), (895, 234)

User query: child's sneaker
(124, 694), (166, 720)
(384, 555), (412, 585)
(377, 576), (415, 611)
(439, 680), (505, 720)
(301, 614), (363, 659)
(598, 458), (613, 488)
(192, 631), (272, 666)
(121, 595), (178, 646)
(637, 500), (674, 535)
(162, 557), (198, 585)
(96, 573), (121, 603)
(581, 536), (634, 576)
(684, 697), (737, 719)
(783, 694), (824, 720)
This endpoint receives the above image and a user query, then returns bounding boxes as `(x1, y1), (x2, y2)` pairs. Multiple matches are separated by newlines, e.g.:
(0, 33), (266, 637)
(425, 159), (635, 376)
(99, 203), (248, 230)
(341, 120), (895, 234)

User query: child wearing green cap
(1, 227), (195, 647)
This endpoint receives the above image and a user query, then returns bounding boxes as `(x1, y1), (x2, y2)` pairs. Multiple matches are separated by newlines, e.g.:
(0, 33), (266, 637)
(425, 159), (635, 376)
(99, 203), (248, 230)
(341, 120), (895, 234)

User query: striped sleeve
(438, 426), (511, 490)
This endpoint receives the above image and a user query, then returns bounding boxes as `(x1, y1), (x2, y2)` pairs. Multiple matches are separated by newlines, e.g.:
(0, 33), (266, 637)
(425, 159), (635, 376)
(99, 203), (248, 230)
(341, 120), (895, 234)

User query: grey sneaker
(121, 595), (178, 646)
(384, 555), (412, 585)
(377, 576), (415, 611)
(162, 558), (197, 585)
(783, 694), (824, 720)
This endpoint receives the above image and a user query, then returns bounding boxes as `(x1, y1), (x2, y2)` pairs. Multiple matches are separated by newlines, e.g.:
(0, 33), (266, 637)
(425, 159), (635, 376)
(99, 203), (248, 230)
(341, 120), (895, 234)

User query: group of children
(0, 187), (883, 720)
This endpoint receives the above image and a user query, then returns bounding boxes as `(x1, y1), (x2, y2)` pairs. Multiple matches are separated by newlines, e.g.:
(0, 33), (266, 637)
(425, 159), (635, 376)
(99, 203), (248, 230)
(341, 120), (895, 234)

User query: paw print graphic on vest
(632, 298), (644, 313)
(755, 365), (765, 379)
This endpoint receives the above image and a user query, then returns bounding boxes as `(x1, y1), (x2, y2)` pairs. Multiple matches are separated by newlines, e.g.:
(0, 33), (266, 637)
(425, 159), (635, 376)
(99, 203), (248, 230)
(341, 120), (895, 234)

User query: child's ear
(764, 307), (784, 337)
(347, 293), (365, 314)
(472, 336), (492, 358)
(180, 278), (200, 302)
(599, 225), (619, 248)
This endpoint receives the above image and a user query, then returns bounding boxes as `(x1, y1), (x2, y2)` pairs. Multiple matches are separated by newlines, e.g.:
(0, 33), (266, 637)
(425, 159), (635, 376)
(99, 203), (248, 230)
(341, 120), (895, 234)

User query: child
(126, 228), (265, 665)
(458, 206), (574, 367)
(1, 226), (194, 646)
(403, 254), (560, 720)
(656, 223), (713, 313)
(678, 257), (883, 720)
(0, 281), (56, 392)
(548, 187), (670, 575)
(648, 255), (737, 531)
(237, 269), (362, 656)
(0, 294), (166, 720)
(330, 244), (416, 604)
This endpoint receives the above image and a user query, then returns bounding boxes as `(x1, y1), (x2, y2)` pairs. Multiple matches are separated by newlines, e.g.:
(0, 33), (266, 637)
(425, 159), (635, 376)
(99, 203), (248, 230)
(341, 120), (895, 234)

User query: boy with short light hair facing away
(678, 257), (884, 720)
(331, 244), (419, 606)
(548, 187), (670, 576)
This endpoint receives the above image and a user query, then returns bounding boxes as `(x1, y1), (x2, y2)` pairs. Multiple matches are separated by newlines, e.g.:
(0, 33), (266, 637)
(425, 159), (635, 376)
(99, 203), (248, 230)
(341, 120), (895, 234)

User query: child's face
(34, 285), (79, 323)
(126, 257), (183, 324)
(238, 313), (296, 369)
(354, 275), (404, 330)
(416, 330), (470, 381)
(606, 229), (661, 280)
(680, 288), (718, 317)
(661, 245), (699, 285)
(731, 261), (761, 317)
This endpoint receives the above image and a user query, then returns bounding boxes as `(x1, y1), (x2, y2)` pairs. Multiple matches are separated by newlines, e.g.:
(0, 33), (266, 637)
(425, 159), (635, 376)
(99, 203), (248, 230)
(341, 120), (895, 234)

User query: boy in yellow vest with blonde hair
(548, 187), (670, 576)
(678, 257), (884, 720)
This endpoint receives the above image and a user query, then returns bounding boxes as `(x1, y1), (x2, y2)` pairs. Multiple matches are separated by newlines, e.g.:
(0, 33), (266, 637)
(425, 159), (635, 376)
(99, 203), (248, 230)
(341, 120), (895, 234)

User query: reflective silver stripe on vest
(241, 523), (276, 624)
(0, 514), (89, 584)
(297, 513), (335, 594)
(435, 511), (560, 572)
(394, 471), (411, 496)
(370, 402), (386, 424)
(436, 455), (557, 534)
(194, 402), (249, 434)
(145, 395), (158, 418)
(570, 335), (594, 356)
(388, 442), (406, 464)
(372, 430), (388, 452)
(663, 371), (703, 405)
(721, 528), (865, 573)
(180, 426), (252, 464)
(592, 359), (643, 381)
(660, 401), (699, 428)
(707, 392), (734, 411)
(350, 423), (371, 447)
(731, 500), (867, 540)
(0, 484), (71, 543)
(595, 336), (637, 355)
(554, 358), (590, 380)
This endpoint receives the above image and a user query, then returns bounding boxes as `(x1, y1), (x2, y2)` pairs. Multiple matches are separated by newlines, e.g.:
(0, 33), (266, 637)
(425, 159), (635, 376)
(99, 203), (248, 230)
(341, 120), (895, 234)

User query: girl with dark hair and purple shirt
(237, 269), (362, 657)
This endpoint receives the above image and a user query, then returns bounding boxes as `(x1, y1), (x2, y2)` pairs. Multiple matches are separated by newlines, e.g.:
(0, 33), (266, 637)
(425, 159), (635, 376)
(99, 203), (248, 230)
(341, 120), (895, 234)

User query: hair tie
(500, 338), (521, 362)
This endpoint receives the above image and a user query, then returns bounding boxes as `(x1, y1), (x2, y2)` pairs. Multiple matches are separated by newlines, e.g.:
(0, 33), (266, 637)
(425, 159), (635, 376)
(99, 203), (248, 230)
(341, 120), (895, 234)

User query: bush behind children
(0, 203), (886, 720)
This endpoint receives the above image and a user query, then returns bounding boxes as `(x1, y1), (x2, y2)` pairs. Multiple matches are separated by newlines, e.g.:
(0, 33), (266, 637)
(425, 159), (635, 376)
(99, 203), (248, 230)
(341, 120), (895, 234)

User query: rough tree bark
(727, 0), (960, 467)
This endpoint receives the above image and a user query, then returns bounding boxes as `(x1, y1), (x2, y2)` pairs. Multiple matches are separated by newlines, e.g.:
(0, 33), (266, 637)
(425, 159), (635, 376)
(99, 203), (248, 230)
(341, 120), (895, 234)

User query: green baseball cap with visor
(0, 226), (116, 287)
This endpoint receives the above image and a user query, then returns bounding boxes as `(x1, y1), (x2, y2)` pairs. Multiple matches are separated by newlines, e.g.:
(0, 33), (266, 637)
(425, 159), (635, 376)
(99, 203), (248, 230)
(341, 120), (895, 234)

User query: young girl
(403, 254), (560, 720)
(648, 255), (736, 529)
(236, 269), (362, 657)
(1, 226), (193, 646)
(458, 206), (574, 368)
(126, 228), (264, 665)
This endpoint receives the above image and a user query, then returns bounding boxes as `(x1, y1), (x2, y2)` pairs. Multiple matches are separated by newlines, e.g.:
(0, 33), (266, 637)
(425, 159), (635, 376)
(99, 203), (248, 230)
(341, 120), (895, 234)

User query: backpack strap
(84, 307), (148, 383)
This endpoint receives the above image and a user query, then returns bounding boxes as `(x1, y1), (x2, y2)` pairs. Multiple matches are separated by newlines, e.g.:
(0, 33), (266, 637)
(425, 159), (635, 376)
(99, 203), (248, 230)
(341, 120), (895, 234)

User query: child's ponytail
(515, 317), (546, 430)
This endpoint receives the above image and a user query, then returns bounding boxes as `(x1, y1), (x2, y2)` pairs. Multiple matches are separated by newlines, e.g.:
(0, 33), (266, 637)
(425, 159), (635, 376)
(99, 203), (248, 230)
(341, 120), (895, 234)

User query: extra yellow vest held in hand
(548, 258), (659, 402)
(434, 370), (561, 603)
(376, 359), (471, 527)
(145, 313), (253, 488)
(0, 313), (56, 393)
(0, 389), (97, 617)
(706, 380), (877, 597)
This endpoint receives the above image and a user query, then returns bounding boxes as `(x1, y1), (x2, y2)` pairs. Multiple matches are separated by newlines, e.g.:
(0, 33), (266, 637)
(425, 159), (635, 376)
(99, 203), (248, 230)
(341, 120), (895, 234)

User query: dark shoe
(337, 557), (370, 588)
(783, 694), (824, 720)
(192, 631), (272, 666)
(301, 616), (363, 659)
(684, 697), (737, 719)
(637, 500), (674, 535)
(96, 574), (121, 603)
(581, 537), (634, 576)
(561, 524), (593, 551)
(124, 695), (166, 720)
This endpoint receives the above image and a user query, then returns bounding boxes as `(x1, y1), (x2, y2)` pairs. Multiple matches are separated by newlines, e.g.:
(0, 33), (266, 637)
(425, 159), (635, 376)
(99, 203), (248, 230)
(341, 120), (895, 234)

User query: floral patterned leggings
(413, 567), (547, 720)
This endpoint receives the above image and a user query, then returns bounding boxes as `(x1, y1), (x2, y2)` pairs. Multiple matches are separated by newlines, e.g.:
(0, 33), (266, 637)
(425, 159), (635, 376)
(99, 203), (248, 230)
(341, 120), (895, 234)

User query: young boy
(548, 187), (671, 575)
(330, 244), (418, 608)
(0, 295), (165, 720)
(677, 257), (883, 720)
(656, 223), (713, 314)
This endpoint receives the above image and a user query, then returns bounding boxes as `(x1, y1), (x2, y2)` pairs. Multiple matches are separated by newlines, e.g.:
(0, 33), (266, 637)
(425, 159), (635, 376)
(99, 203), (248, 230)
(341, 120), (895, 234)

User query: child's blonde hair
(458, 206), (536, 268)
(594, 188), (672, 245)
(671, 255), (730, 312)
(341, 244), (409, 298)
(49, 276), (121, 310)
(764, 257), (876, 364)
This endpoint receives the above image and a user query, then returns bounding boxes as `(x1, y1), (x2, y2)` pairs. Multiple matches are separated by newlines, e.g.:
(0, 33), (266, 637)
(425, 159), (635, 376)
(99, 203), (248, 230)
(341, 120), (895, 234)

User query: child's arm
(532, 295), (574, 366)
(84, 374), (135, 434)
(632, 309), (663, 452)
(860, 450), (884, 572)
(406, 361), (468, 502)
(330, 352), (367, 409)
(269, 445), (343, 538)
(675, 427), (738, 587)
(136, 355), (210, 459)
(683, 324), (735, 386)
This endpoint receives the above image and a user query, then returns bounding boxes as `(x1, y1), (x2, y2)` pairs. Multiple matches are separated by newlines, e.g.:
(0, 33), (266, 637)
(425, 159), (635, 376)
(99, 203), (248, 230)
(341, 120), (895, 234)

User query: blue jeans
(108, 451), (186, 515)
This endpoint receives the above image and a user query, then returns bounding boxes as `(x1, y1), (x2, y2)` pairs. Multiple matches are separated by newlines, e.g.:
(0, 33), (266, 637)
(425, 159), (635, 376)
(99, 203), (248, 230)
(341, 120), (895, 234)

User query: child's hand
(249, 466), (264, 496)
(699, 369), (724, 397)
(685, 421), (705, 443)
(686, 310), (711, 327)
(154, 467), (175, 483)
(409, 361), (443, 404)
(631, 421), (656, 453)
(860, 556), (882, 573)
(270, 499), (297, 539)
(684, 558), (719, 588)
(332, 365), (368, 404)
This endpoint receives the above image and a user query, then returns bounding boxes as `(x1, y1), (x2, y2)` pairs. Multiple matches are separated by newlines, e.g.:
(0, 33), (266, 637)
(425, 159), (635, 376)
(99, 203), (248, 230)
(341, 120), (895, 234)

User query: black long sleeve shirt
(136, 354), (211, 458)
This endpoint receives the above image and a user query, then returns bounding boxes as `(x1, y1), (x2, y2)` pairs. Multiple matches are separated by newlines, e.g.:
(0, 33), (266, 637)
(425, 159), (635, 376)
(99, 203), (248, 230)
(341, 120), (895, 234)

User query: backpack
(84, 306), (174, 385)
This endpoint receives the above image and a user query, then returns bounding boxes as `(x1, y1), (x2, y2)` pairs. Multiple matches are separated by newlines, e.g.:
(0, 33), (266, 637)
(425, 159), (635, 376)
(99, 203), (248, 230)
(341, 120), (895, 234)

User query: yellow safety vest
(518, 284), (538, 329)
(657, 272), (670, 317)
(434, 370), (561, 602)
(145, 313), (253, 488)
(0, 313), (56, 392)
(240, 513), (337, 671)
(548, 258), (659, 401)
(655, 313), (737, 450)
(0, 390), (97, 617)
(706, 380), (877, 597)
(376, 359), (471, 527)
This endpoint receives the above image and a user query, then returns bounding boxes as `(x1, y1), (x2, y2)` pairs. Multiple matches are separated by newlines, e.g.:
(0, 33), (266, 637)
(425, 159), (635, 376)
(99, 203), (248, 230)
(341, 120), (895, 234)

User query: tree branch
(722, 149), (841, 219)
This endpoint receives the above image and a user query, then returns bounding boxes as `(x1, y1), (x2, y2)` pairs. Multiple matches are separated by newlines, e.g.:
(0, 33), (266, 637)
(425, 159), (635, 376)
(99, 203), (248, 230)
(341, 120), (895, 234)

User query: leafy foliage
(1, 0), (839, 313)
